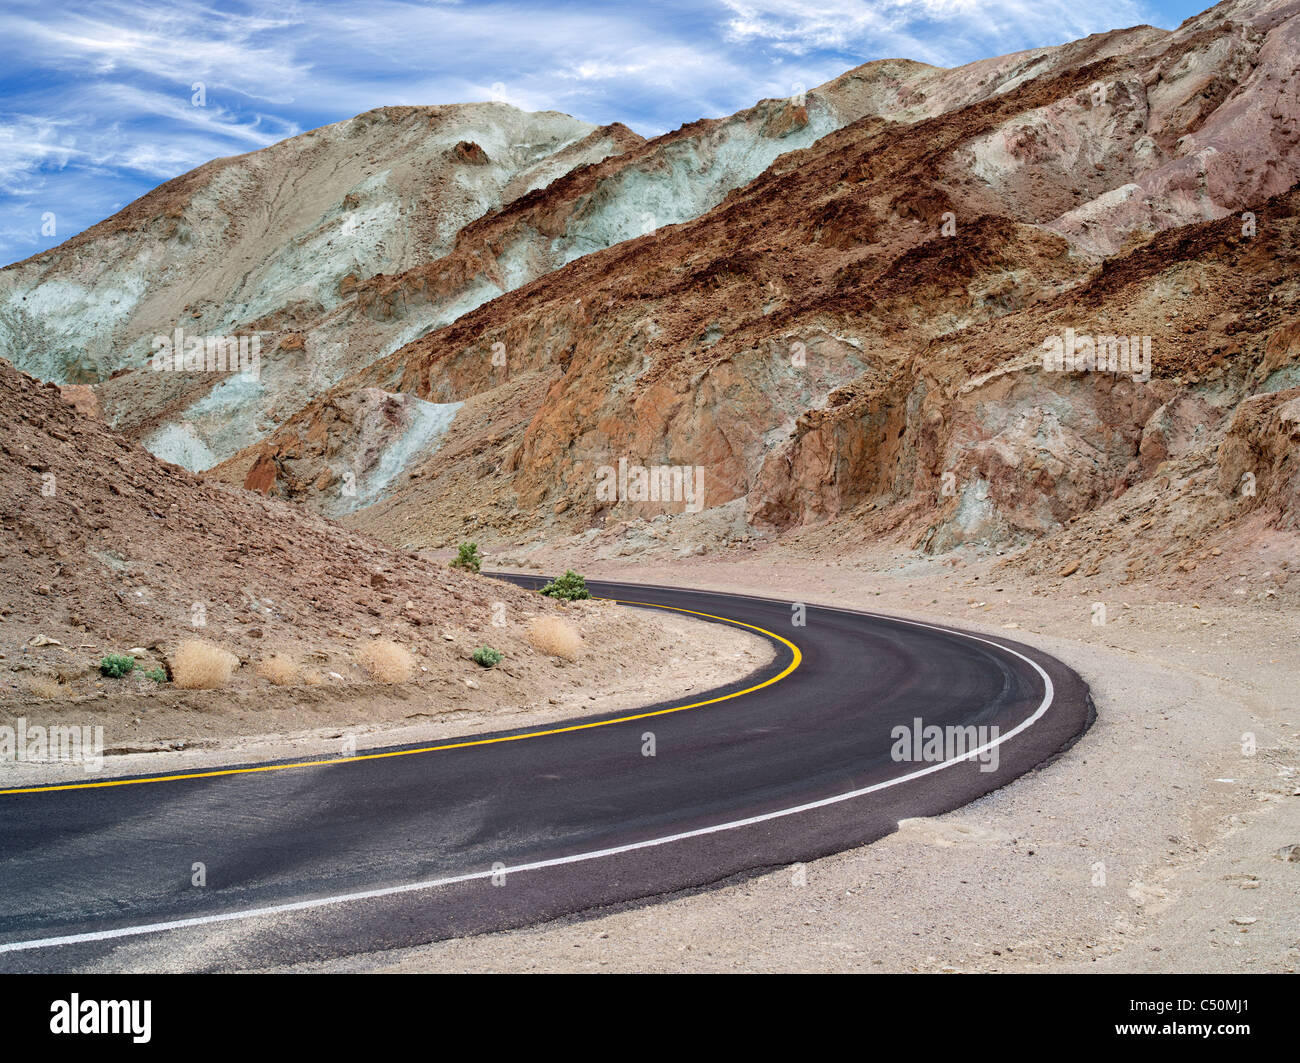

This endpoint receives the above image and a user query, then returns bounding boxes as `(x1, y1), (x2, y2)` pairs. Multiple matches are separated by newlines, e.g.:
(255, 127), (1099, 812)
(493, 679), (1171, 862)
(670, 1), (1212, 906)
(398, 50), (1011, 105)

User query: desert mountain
(4, 0), (1299, 591)
(1, 17), (1160, 474)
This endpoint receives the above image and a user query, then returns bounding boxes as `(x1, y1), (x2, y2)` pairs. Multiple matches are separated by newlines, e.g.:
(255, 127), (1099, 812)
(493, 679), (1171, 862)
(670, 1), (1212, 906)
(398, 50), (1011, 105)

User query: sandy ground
(277, 546), (1299, 973)
(0, 604), (773, 788)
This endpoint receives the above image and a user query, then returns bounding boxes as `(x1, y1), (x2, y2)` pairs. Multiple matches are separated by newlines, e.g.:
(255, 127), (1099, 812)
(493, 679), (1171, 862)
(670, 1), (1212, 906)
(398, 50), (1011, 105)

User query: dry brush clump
(171, 639), (239, 689)
(527, 615), (584, 661)
(357, 639), (415, 683)
(23, 675), (65, 700)
(256, 653), (300, 686)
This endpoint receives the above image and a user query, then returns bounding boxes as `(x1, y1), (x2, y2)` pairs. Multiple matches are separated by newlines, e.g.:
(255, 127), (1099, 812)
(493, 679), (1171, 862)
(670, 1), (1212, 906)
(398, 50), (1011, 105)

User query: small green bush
(472, 646), (502, 668)
(539, 570), (590, 601)
(99, 654), (136, 678)
(143, 668), (168, 684)
(450, 541), (483, 574)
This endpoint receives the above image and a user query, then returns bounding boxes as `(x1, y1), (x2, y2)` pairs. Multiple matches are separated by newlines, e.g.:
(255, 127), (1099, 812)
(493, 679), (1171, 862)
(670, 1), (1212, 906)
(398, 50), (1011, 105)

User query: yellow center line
(0, 598), (802, 796)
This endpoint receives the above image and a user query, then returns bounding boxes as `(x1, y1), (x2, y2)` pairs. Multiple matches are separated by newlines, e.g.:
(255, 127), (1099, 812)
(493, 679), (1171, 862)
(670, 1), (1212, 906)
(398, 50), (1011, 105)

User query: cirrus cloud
(0, 0), (1201, 264)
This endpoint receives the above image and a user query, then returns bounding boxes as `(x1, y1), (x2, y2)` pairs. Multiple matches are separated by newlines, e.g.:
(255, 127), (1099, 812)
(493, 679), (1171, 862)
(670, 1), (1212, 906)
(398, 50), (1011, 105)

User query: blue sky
(0, 0), (1210, 265)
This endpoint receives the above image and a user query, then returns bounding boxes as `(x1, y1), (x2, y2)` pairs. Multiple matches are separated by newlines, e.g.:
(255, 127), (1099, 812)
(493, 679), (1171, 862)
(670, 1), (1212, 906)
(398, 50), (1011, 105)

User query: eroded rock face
(1217, 386), (1300, 527)
(1, 104), (635, 470)
(239, 387), (463, 518)
(751, 187), (1299, 558)
(11, 0), (1300, 567)
(1043, 9), (1300, 255)
(2, 105), (614, 382)
(57, 384), (99, 420)
(193, 0), (1299, 562)
(453, 141), (491, 165)
(5, 19), (1190, 479)
(0, 359), (549, 671)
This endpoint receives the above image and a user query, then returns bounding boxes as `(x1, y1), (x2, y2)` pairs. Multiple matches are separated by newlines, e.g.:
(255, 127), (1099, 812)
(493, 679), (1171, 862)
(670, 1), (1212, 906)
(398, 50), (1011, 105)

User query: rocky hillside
(197, 0), (1298, 570)
(0, 359), (560, 699)
(6, 0), (1299, 579)
(0, 105), (639, 466)
(1, 18), (1159, 476)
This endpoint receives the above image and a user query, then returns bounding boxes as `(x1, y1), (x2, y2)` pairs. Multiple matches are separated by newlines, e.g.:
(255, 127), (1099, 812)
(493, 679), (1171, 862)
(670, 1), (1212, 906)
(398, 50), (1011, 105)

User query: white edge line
(0, 613), (1056, 955)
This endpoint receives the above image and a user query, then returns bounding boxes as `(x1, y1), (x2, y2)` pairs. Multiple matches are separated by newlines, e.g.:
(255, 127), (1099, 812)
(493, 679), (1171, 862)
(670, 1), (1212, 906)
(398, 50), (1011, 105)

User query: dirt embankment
(0, 359), (774, 783)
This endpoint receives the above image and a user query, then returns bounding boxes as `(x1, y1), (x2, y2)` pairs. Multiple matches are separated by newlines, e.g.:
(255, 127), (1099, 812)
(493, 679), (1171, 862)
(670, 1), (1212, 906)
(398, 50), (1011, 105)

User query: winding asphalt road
(0, 576), (1092, 972)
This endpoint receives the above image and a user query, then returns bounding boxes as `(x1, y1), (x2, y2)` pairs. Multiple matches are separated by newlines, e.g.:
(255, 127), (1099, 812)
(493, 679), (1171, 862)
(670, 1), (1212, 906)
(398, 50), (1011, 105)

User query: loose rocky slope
(0, 358), (647, 714)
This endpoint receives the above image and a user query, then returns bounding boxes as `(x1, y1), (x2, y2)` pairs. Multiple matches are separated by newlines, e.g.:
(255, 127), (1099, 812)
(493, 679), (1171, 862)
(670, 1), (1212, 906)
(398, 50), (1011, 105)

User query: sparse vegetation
(472, 646), (502, 668)
(539, 570), (590, 601)
(256, 654), (299, 686)
(99, 654), (136, 678)
(527, 616), (583, 661)
(24, 675), (64, 700)
(143, 668), (168, 684)
(450, 541), (483, 574)
(357, 639), (415, 683)
(171, 639), (239, 689)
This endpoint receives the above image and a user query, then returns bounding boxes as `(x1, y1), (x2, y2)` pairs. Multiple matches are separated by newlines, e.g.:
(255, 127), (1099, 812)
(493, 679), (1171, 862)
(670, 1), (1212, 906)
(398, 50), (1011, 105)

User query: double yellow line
(0, 599), (801, 796)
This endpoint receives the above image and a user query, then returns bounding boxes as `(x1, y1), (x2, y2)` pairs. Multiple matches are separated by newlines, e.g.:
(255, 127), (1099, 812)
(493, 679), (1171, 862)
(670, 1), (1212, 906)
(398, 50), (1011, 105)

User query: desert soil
(0, 600), (773, 787)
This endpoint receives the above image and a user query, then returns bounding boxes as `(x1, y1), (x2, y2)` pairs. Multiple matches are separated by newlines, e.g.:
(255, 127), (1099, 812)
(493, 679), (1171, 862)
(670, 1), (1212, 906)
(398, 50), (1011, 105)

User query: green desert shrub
(472, 646), (502, 668)
(539, 570), (590, 601)
(450, 541), (483, 574)
(99, 654), (136, 678)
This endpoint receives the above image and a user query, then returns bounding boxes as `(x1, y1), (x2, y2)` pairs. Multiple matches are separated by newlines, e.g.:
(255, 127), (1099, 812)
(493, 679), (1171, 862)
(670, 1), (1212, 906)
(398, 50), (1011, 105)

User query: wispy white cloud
(0, 116), (89, 193)
(718, 0), (1152, 65)
(3, 3), (310, 103)
(98, 84), (298, 147)
(0, 0), (1178, 263)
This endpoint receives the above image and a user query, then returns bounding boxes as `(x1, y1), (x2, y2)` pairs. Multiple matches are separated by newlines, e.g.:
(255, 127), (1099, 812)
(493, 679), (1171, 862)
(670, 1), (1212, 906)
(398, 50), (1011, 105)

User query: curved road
(0, 576), (1093, 972)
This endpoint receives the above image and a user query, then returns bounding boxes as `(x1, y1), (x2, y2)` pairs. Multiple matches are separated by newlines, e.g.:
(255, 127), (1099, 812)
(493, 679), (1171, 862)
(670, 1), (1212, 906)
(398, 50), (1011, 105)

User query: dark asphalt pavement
(0, 576), (1093, 971)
